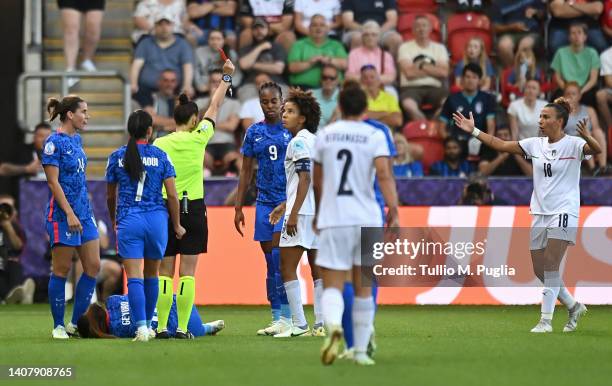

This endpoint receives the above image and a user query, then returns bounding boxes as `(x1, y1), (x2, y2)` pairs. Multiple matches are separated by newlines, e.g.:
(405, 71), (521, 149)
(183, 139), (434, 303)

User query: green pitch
(1, 305), (611, 386)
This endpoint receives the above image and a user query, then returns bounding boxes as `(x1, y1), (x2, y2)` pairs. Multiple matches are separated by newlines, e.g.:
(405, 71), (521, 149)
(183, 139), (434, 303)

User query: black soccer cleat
(156, 329), (170, 339)
(174, 329), (195, 340)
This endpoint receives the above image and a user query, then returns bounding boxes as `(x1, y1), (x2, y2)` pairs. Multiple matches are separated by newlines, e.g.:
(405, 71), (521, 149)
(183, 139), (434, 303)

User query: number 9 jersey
(314, 120), (390, 229)
(241, 121), (292, 205)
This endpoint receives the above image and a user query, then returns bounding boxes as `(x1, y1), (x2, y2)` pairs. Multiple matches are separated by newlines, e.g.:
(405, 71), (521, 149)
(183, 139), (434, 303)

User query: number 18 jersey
(241, 121), (292, 205)
(313, 120), (390, 229)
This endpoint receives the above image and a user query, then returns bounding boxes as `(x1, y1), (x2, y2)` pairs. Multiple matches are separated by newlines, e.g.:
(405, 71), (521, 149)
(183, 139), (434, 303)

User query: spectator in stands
(361, 65), (402, 129)
(194, 29), (242, 95)
(341, 0), (403, 58)
(187, 0), (238, 48)
(0, 194), (34, 304)
(57, 0), (105, 87)
(459, 175), (506, 205)
(429, 137), (474, 177)
(238, 0), (296, 51)
(197, 69), (242, 176)
(478, 126), (533, 176)
(551, 22), (601, 107)
(392, 133), (424, 178)
(604, 0), (612, 39)
(312, 64), (340, 128)
(563, 82), (608, 175)
(130, 14), (194, 108)
(0, 122), (50, 180)
(238, 18), (287, 102)
(294, 0), (342, 38)
(239, 73), (269, 131)
(507, 47), (543, 95)
(457, 0), (483, 12)
(508, 79), (548, 140)
(132, 0), (195, 45)
(549, 0), (608, 54)
(490, 0), (545, 67)
(135, 69), (179, 136)
(596, 47), (612, 134)
(288, 15), (348, 89)
(439, 63), (496, 156)
(398, 15), (449, 121)
(345, 21), (397, 89)
(454, 37), (495, 92)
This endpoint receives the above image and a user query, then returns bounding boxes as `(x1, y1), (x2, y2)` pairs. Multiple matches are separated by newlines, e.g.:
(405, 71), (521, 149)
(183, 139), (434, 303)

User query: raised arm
(453, 111), (524, 155)
(576, 118), (602, 156)
(204, 59), (235, 122)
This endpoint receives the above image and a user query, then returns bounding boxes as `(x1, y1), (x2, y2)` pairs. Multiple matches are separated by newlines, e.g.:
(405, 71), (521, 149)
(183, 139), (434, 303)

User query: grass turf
(0, 304), (611, 386)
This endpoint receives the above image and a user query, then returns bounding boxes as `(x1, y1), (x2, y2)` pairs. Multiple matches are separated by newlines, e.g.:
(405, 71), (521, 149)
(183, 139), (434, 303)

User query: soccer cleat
(290, 325), (311, 337)
(205, 320), (225, 335)
(52, 326), (69, 340)
(311, 324), (326, 337)
(530, 319), (553, 333)
(175, 329), (195, 339)
(354, 353), (376, 366)
(320, 325), (343, 365)
(258, 320), (284, 336)
(563, 302), (587, 332)
(65, 322), (78, 337)
(257, 321), (276, 336)
(367, 329), (377, 358)
(272, 319), (293, 338)
(148, 328), (157, 339)
(338, 348), (355, 360)
(132, 330), (150, 342)
(156, 329), (170, 339)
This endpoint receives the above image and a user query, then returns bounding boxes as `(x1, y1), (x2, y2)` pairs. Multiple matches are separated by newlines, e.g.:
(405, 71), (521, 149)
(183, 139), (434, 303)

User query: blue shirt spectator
(429, 138), (474, 177)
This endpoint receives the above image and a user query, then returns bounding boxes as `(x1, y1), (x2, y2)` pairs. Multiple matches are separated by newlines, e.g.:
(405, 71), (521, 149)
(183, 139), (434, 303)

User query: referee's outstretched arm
(203, 59), (235, 123)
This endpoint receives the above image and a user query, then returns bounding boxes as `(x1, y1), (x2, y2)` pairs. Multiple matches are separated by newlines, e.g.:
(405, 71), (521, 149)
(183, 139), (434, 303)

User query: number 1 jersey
(313, 120), (390, 229)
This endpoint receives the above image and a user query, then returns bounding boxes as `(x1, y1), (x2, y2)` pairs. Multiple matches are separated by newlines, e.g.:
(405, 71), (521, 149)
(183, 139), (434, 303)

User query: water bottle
(181, 191), (189, 214)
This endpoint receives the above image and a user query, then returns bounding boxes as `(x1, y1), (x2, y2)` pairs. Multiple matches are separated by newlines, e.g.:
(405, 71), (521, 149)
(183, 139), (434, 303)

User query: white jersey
(518, 135), (589, 217)
(314, 120), (390, 229)
(284, 129), (316, 216)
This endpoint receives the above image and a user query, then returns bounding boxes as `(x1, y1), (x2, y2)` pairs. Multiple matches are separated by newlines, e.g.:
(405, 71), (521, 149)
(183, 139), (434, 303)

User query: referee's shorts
(164, 199), (208, 256)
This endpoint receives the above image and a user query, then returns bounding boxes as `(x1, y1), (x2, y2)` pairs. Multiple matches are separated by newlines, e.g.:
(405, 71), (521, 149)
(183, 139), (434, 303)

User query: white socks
(313, 279), (324, 326)
(284, 280), (307, 327)
(321, 287), (344, 327)
(541, 271), (561, 320)
(557, 283), (576, 309)
(353, 296), (374, 355)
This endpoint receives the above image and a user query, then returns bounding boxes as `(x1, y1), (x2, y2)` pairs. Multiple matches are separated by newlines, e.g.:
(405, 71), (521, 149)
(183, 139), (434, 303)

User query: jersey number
(135, 172), (147, 202)
(558, 213), (568, 228)
(268, 145), (278, 161)
(337, 149), (353, 196)
(543, 163), (553, 177)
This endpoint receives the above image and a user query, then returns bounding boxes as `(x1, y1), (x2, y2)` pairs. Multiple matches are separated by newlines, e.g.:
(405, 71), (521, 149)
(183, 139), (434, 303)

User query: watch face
(222, 74), (232, 82)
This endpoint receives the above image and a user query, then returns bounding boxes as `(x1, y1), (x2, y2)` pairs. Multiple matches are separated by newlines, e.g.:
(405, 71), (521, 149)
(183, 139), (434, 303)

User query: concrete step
(81, 131), (127, 148)
(43, 38), (132, 52)
(44, 52), (131, 74)
(44, 18), (134, 40)
(86, 161), (108, 179)
(44, 92), (124, 106)
(43, 77), (127, 93)
(84, 146), (116, 160)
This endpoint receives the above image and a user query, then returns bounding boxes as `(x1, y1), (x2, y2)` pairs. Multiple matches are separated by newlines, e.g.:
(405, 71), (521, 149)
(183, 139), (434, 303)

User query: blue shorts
(46, 216), (99, 248)
(117, 210), (168, 259)
(254, 203), (283, 242)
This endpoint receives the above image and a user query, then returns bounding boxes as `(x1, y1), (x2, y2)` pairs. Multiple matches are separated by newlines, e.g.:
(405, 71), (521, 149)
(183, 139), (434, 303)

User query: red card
(217, 47), (229, 62)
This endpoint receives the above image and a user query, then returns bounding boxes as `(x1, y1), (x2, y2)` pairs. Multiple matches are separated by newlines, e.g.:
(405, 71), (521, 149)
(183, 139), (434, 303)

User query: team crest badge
(44, 142), (55, 155)
(475, 102), (483, 114)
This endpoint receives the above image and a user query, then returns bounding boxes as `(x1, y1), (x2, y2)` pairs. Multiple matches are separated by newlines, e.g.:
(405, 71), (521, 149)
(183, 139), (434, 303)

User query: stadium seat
(398, 13), (442, 42)
(447, 12), (492, 64)
(402, 119), (444, 173)
(397, 0), (439, 14)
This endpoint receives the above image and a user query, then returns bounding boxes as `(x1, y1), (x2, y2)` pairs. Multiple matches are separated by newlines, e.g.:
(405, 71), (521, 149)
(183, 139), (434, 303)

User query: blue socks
(272, 247), (290, 319)
(144, 277), (159, 328)
(265, 251), (281, 320)
(71, 274), (96, 325)
(127, 278), (146, 328)
(342, 282), (355, 348)
(49, 274), (67, 328)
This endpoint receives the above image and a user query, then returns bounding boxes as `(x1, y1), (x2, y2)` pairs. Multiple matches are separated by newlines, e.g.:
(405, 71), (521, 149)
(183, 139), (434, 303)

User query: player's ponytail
(546, 97), (571, 128)
(339, 80), (367, 117)
(124, 110), (151, 181)
(47, 95), (84, 122)
(173, 93), (199, 126)
(77, 303), (116, 339)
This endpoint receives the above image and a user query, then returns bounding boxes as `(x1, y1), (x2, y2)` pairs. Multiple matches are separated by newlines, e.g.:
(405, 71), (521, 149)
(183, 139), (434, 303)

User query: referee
(153, 59), (235, 339)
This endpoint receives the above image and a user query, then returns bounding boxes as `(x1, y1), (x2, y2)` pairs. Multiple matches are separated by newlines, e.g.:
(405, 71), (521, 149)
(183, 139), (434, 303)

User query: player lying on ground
(76, 295), (224, 339)
(453, 97), (601, 333)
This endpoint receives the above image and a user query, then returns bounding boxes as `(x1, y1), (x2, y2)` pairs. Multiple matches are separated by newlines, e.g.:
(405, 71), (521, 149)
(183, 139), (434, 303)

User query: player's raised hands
(576, 118), (590, 139)
(452, 111), (475, 133)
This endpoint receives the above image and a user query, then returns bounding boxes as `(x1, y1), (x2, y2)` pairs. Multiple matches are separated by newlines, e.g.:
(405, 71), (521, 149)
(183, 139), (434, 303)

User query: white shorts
(315, 226), (364, 271)
(279, 214), (318, 249)
(530, 214), (578, 250)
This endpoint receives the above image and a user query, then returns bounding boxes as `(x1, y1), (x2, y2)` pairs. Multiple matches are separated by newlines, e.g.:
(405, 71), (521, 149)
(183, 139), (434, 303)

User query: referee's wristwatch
(222, 74), (232, 83)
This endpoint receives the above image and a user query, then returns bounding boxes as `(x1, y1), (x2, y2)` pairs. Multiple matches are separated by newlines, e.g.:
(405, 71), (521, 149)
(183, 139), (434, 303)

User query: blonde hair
(393, 133), (413, 164)
(463, 37), (488, 77)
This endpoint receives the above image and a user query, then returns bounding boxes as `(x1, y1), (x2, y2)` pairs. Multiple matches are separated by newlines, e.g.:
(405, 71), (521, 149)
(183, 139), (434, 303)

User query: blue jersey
(105, 144), (176, 223)
(41, 132), (93, 222)
(241, 121), (291, 205)
(363, 119), (397, 211)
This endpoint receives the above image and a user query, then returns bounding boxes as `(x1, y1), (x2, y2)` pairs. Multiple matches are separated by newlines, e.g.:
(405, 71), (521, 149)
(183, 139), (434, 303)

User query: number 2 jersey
(314, 120), (390, 229)
(105, 144), (176, 223)
(41, 132), (93, 222)
(518, 135), (589, 217)
(241, 121), (292, 205)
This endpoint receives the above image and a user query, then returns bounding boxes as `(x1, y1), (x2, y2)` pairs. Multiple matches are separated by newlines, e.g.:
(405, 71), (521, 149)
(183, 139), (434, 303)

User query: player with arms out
(106, 109), (185, 342)
(314, 81), (399, 365)
(453, 98), (601, 333)
(268, 88), (324, 338)
(42, 95), (100, 339)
